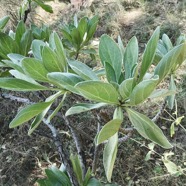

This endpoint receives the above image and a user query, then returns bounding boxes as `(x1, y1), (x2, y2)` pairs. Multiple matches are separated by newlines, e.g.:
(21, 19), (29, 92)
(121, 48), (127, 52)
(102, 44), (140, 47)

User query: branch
(92, 118), (102, 175)
(62, 115), (87, 178)
(43, 119), (78, 186)
(152, 100), (167, 123)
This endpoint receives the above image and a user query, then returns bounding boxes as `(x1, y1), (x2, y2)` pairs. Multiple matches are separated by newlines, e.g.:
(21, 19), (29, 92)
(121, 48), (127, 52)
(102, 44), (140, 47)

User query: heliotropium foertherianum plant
(61, 15), (99, 59)
(64, 26), (186, 182)
(0, 24), (186, 183)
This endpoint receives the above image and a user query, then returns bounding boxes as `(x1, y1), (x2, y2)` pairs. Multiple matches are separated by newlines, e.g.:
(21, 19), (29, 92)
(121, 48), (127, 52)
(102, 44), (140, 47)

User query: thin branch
(1, 93), (33, 104)
(92, 119), (102, 175)
(43, 119), (78, 186)
(118, 132), (132, 143)
(62, 115), (87, 178)
(152, 100), (167, 123)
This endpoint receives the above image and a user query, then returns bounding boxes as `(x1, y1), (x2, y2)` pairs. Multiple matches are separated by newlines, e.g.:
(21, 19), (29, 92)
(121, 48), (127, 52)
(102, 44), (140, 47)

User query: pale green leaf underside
(103, 133), (118, 182)
(68, 60), (99, 80)
(126, 108), (172, 149)
(97, 119), (122, 145)
(65, 102), (107, 116)
(0, 78), (48, 91)
(10, 102), (52, 128)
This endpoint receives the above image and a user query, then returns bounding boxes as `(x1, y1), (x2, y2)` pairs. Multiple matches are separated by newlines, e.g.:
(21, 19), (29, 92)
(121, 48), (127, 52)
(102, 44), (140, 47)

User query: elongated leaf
(154, 44), (184, 84)
(68, 60), (99, 80)
(129, 76), (159, 105)
(15, 21), (26, 45)
(20, 29), (33, 56)
(149, 89), (176, 99)
(28, 91), (64, 135)
(71, 28), (82, 48)
(103, 133), (118, 182)
(0, 16), (10, 30)
(126, 108), (172, 149)
(31, 40), (46, 60)
(87, 15), (99, 41)
(75, 81), (119, 104)
(105, 62), (116, 83)
(167, 75), (176, 109)
(9, 102), (52, 128)
(138, 27), (160, 81)
(0, 32), (18, 59)
(33, 0), (53, 13)
(119, 78), (134, 100)
(70, 154), (83, 185)
(118, 35), (125, 59)
(87, 178), (102, 186)
(66, 102), (107, 116)
(47, 72), (83, 93)
(78, 17), (88, 41)
(49, 32), (68, 71)
(9, 70), (40, 85)
(42, 46), (63, 72)
(8, 53), (25, 65)
(0, 78), (48, 91)
(124, 36), (138, 79)
(22, 58), (49, 82)
(2, 59), (24, 73)
(162, 34), (173, 51)
(97, 119), (122, 145)
(99, 35), (122, 82)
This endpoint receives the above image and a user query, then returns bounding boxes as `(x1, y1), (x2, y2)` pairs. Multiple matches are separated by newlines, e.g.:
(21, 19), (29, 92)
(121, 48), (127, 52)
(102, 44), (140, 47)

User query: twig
(152, 100), (167, 123)
(118, 132), (132, 143)
(92, 118), (102, 175)
(63, 115), (87, 178)
(1, 93), (33, 104)
(43, 119), (78, 186)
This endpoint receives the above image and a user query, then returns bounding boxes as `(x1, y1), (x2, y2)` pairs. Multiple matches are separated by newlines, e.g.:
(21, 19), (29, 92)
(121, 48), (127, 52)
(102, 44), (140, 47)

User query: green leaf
(123, 36), (138, 79)
(78, 17), (88, 41)
(70, 154), (83, 185)
(71, 28), (82, 48)
(105, 62), (116, 83)
(154, 44), (184, 84)
(87, 178), (102, 186)
(45, 167), (71, 185)
(162, 34), (173, 51)
(9, 70), (40, 85)
(28, 91), (64, 135)
(97, 119), (122, 145)
(129, 76), (159, 105)
(167, 75), (176, 110)
(49, 32), (68, 71)
(68, 60), (99, 80)
(42, 46), (63, 72)
(0, 32), (18, 59)
(2, 59), (24, 73)
(20, 29), (33, 56)
(65, 102), (107, 116)
(117, 35), (125, 59)
(138, 27), (160, 81)
(126, 108), (172, 149)
(9, 102), (52, 128)
(31, 40), (46, 60)
(33, 0), (53, 13)
(99, 35), (122, 82)
(15, 21), (26, 45)
(103, 133), (118, 182)
(149, 89), (176, 99)
(87, 15), (99, 41)
(0, 78), (48, 91)
(119, 78), (135, 100)
(0, 16), (10, 30)
(75, 81), (119, 104)
(47, 72), (83, 94)
(22, 58), (49, 82)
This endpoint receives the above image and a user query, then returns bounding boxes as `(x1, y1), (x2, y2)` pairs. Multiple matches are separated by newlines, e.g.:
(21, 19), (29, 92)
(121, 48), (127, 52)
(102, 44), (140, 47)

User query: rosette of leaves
(61, 15), (99, 58)
(65, 27), (186, 182)
(154, 33), (186, 109)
